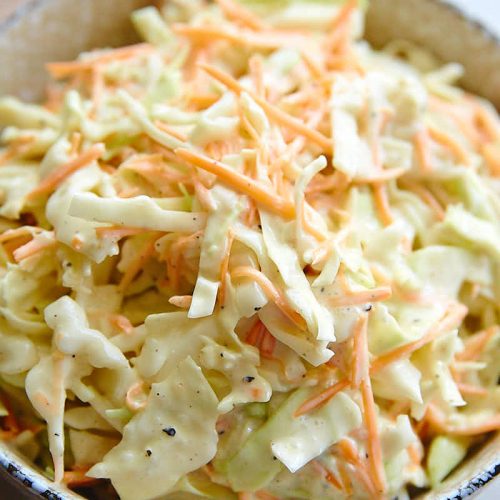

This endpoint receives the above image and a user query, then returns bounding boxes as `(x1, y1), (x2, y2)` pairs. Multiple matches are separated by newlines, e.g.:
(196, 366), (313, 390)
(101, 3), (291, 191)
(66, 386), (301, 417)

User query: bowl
(0, 1), (499, 499)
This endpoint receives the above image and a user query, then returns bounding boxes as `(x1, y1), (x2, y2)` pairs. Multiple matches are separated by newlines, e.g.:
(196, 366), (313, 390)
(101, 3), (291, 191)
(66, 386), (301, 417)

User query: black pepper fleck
(163, 427), (176, 437)
(254, 306), (261, 311)
(220, 353), (224, 358)
(320, 287), (325, 293)
(146, 449), (152, 457)
(218, 430), (225, 435)
(242, 376), (255, 383)
(273, 456), (277, 460)
(364, 304), (372, 312)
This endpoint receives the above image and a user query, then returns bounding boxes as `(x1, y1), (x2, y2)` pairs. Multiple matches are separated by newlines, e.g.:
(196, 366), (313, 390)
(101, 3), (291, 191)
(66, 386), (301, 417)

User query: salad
(0, 1), (499, 499)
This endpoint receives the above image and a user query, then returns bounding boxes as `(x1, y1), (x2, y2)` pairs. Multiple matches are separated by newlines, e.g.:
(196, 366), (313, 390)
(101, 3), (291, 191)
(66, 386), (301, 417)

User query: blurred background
(1, 0), (500, 37)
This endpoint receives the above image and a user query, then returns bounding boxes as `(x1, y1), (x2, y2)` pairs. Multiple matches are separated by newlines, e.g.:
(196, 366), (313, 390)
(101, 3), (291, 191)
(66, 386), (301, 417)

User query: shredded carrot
(301, 203), (329, 242)
(360, 376), (386, 495)
(329, 286), (392, 308)
(238, 493), (253, 500)
(259, 328), (277, 359)
(425, 403), (500, 436)
(12, 234), (56, 262)
(428, 124), (470, 166)
(0, 395), (20, 436)
(255, 491), (279, 500)
(109, 314), (134, 334)
(407, 442), (422, 466)
(474, 104), (500, 143)
(46, 43), (153, 78)
(69, 132), (82, 156)
(481, 142), (500, 177)
(175, 24), (306, 50)
(429, 97), (481, 146)
(71, 235), (84, 251)
(0, 227), (35, 244)
(168, 295), (193, 309)
(457, 326), (497, 361)
(194, 180), (217, 211)
(294, 379), (349, 417)
(154, 120), (188, 142)
(199, 64), (333, 151)
(176, 148), (294, 218)
(95, 226), (148, 240)
(63, 468), (100, 488)
(400, 180), (445, 220)
(456, 382), (488, 397)
(218, 229), (235, 307)
(300, 51), (324, 81)
(296, 303), (468, 416)
(246, 320), (267, 348)
(413, 129), (433, 172)
(371, 303), (468, 375)
(118, 233), (161, 291)
(0, 135), (35, 166)
(231, 266), (306, 331)
(125, 381), (147, 412)
(351, 314), (369, 389)
(27, 143), (105, 200)
(216, 0), (267, 30)
(354, 167), (407, 184)
(372, 183), (394, 226)
(187, 93), (221, 110)
(312, 460), (343, 491)
(336, 439), (378, 498)
(329, 0), (357, 34)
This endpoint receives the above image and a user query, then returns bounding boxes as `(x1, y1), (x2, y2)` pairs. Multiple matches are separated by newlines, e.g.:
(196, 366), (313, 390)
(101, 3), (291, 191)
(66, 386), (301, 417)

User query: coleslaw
(0, 0), (499, 499)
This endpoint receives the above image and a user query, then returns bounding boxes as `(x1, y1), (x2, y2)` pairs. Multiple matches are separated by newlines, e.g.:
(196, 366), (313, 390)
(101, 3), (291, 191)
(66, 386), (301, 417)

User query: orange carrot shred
(218, 229), (235, 307)
(168, 295), (193, 309)
(46, 43), (153, 78)
(312, 460), (343, 491)
(154, 120), (188, 142)
(371, 303), (468, 375)
(216, 0), (267, 30)
(428, 124), (470, 165)
(63, 468), (100, 488)
(231, 266), (306, 331)
(12, 234), (56, 262)
(199, 64), (333, 151)
(95, 226), (148, 240)
(119, 233), (161, 291)
(481, 142), (500, 177)
(351, 314), (369, 389)
(425, 403), (500, 435)
(360, 376), (386, 495)
(294, 379), (349, 417)
(175, 148), (295, 219)
(457, 326), (497, 361)
(109, 314), (134, 334)
(328, 286), (392, 308)
(27, 143), (105, 199)
(414, 129), (432, 172)
(372, 183), (394, 226)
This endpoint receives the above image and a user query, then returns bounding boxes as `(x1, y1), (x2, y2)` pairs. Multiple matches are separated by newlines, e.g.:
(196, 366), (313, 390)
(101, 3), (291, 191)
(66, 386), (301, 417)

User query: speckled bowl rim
(0, 0), (499, 499)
